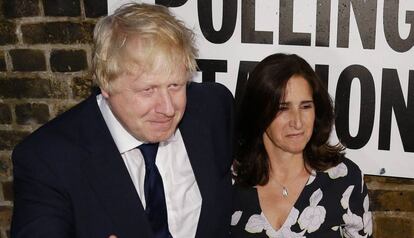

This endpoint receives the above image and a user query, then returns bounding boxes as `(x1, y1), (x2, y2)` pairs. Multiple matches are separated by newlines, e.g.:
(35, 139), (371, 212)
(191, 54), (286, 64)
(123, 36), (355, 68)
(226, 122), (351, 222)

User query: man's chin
(144, 130), (175, 143)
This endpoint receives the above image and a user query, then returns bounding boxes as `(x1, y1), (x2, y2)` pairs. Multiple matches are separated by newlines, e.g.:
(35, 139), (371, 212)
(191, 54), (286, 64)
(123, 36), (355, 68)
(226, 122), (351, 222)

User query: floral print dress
(230, 158), (373, 238)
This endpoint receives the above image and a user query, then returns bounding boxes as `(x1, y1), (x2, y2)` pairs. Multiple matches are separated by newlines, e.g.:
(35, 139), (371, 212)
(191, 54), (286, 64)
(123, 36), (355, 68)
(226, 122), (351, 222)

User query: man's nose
(155, 90), (175, 116)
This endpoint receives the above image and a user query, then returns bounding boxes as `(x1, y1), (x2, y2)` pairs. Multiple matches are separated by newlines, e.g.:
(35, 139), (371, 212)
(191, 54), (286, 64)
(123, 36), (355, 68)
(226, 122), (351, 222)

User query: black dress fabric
(230, 158), (372, 238)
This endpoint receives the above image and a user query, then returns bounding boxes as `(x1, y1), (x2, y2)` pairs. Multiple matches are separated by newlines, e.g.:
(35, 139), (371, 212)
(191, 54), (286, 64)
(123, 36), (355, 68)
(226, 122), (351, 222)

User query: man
(11, 3), (233, 238)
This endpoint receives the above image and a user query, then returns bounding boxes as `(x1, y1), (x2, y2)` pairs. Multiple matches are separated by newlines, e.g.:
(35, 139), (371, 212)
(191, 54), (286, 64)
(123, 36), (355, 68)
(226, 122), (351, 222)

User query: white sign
(108, 0), (414, 178)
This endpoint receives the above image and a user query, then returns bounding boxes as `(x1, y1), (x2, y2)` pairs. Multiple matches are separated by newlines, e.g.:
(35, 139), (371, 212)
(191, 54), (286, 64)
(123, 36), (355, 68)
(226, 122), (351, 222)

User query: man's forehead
(124, 63), (188, 85)
(124, 42), (186, 71)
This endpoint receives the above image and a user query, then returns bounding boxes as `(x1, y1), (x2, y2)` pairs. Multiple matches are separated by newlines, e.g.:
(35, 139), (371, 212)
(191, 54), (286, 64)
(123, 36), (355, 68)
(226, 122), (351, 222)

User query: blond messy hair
(92, 3), (198, 92)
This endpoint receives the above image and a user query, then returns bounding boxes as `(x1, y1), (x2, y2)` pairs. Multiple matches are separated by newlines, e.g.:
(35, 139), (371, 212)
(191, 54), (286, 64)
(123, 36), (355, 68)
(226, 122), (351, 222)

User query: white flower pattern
(231, 211), (243, 226)
(266, 227), (306, 238)
(340, 177), (372, 237)
(284, 207), (300, 227)
(298, 189), (326, 233)
(341, 185), (355, 209)
(326, 162), (348, 179)
(343, 209), (364, 231)
(263, 208), (306, 238)
(306, 170), (317, 185)
(245, 214), (267, 233)
(363, 195), (373, 236)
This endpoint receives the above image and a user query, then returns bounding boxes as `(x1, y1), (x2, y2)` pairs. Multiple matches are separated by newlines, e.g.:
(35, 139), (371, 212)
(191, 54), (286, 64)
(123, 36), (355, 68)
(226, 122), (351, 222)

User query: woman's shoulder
(339, 157), (363, 174)
(324, 156), (362, 171)
(318, 157), (364, 186)
(232, 183), (262, 217)
(233, 184), (259, 204)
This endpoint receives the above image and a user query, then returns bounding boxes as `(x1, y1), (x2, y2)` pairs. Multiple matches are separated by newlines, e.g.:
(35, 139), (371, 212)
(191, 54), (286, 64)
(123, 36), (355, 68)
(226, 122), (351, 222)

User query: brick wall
(0, 0), (413, 237)
(0, 0), (103, 236)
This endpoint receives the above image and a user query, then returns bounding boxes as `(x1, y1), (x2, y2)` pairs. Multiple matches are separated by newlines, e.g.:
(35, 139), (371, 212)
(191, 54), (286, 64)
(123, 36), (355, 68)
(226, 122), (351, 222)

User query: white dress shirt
(97, 94), (202, 238)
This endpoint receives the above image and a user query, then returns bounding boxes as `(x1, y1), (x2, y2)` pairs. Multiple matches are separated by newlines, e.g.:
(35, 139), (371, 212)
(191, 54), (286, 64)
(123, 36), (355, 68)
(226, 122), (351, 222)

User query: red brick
(43, 0), (80, 17)
(0, 104), (12, 124)
(0, 78), (69, 99)
(0, 21), (18, 45)
(1, 182), (12, 202)
(365, 175), (414, 185)
(21, 22), (94, 44)
(0, 130), (30, 150)
(72, 77), (93, 99)
(374, 214), (414, 238)
(0, 51), (6, 71)
(0, 153), (12, 179)
(9, 49), (46, 72)
(15, 103), (50, 125)
(0, 206), (12, 228)
(50, 49), (87, 72)
(84, 0), (107, 17)
(369, 189), (414, 212)
(3, 0), (40, 18)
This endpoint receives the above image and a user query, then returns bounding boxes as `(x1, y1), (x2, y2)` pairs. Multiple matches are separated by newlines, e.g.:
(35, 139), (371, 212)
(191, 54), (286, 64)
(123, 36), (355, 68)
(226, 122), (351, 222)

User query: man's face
(101, 59), (188, 143)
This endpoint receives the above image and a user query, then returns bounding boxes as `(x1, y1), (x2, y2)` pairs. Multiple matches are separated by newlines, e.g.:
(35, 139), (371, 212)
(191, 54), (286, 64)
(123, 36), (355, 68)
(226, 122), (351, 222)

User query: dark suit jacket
(11, 82), (234, 238)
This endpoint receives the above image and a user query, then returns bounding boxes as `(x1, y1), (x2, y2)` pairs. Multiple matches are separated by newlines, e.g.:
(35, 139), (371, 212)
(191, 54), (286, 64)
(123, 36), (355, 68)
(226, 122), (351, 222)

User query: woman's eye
(302, 103), (314, 109)
(279, 106), (288, 111)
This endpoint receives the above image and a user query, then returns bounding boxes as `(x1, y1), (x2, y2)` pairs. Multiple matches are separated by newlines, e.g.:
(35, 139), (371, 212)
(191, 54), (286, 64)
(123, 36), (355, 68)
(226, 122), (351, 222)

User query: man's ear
(101, 88), (110, 98)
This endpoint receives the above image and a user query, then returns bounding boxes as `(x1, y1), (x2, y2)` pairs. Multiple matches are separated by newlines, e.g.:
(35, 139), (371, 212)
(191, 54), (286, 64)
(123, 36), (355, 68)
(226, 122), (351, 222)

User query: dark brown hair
(234, 53), (344, 187)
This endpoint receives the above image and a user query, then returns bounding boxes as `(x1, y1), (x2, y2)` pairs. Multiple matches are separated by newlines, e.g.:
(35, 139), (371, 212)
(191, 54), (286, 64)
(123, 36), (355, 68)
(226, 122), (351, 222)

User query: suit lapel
(78, 95), (153, 237)
(179, 101), (217, 238)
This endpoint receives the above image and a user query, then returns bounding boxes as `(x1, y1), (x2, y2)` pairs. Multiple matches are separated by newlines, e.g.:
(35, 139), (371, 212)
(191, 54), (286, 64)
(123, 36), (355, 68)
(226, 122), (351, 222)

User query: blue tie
(138, 143), (173, 238)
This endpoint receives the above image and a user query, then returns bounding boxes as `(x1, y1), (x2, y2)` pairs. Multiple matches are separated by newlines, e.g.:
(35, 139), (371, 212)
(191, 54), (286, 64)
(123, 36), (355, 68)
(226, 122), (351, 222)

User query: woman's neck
(267, 151), (307, 182)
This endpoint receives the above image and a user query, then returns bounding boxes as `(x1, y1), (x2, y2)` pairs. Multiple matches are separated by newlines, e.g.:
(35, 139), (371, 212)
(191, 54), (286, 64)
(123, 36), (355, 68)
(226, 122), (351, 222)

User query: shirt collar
(96, 94), (179, 153)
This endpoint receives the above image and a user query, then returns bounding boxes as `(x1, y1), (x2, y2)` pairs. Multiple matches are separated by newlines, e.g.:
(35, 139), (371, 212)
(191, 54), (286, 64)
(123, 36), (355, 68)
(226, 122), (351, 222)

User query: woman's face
(263, 75), (315, 156)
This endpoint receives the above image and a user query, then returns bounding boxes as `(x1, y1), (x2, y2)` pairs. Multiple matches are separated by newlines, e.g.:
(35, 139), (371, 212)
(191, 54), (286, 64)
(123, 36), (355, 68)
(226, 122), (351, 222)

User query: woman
(231, 53), (372, 237)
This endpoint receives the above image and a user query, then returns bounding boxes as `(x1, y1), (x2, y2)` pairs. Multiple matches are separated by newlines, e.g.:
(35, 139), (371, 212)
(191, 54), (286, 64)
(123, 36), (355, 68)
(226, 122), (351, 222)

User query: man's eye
(169, 84), (183, 90)
(140, 87), (154, 95)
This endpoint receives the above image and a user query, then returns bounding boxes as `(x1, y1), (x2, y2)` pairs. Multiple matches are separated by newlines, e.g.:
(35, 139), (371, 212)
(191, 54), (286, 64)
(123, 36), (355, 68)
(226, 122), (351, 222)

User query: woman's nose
(289, 110), (303, 129)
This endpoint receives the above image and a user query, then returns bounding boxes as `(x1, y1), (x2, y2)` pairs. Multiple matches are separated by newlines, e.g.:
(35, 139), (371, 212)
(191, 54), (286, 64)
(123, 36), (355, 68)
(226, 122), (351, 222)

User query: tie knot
(138, 143), (159, 167)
